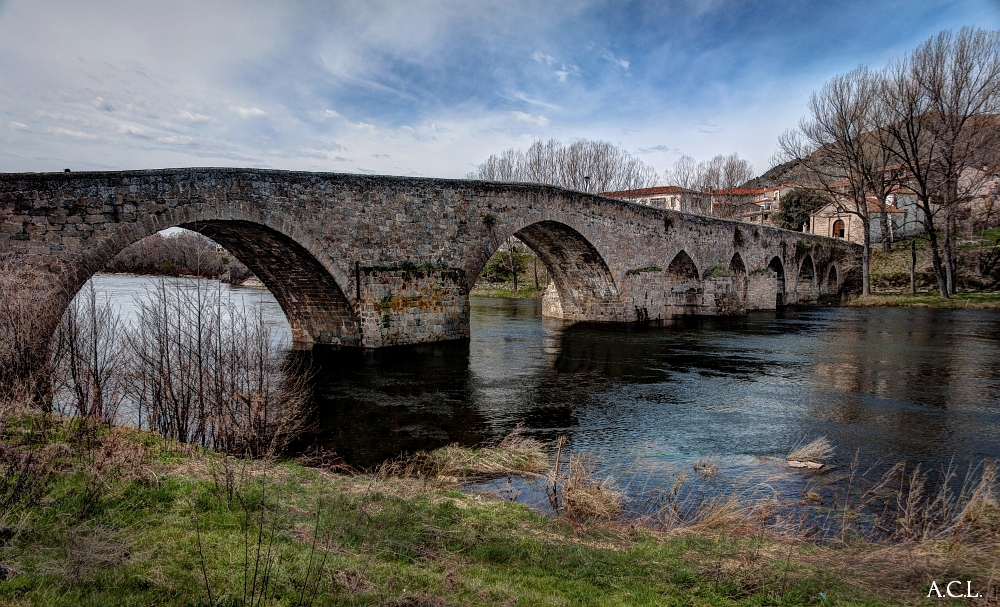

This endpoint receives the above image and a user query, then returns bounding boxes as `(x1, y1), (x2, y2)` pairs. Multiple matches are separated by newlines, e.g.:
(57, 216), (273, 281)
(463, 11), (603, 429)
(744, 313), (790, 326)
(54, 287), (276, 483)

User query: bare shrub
(0, 256), (62, 407)
(50, 282), (128, 425)
(105, 230), (254, 283)
(59, 525), (129, 582)
(127, 278), (310, 458)
(0, 439), (52, 528)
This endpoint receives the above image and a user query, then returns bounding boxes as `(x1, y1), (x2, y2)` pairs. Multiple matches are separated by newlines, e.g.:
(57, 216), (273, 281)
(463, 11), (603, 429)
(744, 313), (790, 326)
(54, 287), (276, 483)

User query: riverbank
(843, 290), (1000, 308)
(470, 281), (545, 299)
(1, 414), (996, 606)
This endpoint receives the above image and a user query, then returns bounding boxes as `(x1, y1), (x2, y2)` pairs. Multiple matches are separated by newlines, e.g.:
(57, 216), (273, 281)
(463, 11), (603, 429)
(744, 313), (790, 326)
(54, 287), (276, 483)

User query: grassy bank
(844, 291), (1000, 308)
(470, 281), (546, 300)
(0, 415), (997, 606)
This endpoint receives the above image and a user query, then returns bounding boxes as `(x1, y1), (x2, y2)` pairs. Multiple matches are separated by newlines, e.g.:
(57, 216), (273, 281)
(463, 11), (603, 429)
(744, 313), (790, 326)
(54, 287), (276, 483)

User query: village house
(807, 196), (909, 244)
(600, 186), (711, 215)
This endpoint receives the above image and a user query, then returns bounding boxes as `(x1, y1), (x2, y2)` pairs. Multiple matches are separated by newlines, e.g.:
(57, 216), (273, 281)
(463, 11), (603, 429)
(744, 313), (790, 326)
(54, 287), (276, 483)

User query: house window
(650, 197), (666, 208)
(833, 219), (846, 238)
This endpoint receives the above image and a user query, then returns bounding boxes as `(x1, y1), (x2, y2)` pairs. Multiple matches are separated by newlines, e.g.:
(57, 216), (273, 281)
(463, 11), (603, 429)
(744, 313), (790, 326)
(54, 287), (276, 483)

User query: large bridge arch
(59, 209), (362, 347)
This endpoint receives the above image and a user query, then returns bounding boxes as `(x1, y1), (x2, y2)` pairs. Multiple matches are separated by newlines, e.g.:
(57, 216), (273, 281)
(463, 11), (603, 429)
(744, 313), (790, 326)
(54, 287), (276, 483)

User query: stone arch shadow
(798, 254), (818, 302)
(767, 256), (785, 306)
(473, 219), (624, 322)
(66, 216), (361, 347)
(825, 264), (839, 295)
(664, 250), (701, 317)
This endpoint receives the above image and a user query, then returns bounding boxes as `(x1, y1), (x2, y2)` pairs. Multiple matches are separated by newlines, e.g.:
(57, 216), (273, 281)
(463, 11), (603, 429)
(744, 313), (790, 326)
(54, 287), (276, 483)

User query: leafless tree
(879, 29), (1000, 296)
(662, 152), (756, 218)
(0, 255), (62, 408)
(469, 138), (658, 194)
(126, 279), (310, 457)
(663, 155), (699, 190)
(778, 67), (885, 295)
(51, 283), (128, 425)
(105, 230), (253, 284)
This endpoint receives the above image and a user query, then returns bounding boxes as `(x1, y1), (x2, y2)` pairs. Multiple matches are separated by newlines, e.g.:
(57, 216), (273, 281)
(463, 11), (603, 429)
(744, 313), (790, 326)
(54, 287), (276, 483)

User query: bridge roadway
(0, 168), (861, 347)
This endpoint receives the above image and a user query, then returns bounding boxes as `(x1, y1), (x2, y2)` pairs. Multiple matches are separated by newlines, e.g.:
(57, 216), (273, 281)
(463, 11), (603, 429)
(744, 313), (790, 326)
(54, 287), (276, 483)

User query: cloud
(636, 144), (681, 154)
(117, 124), (148, 136)
(179, 110), (211, 122)
(532, 50), (555, 65)
(508, 91), (561, 110)
(232, 106), (267, 118)
(554, 64), (579, 82)
(600, 49), (630, 69)
(7, 121), (29, 130)
(371, 152), (390, 159)
(44, 126), (96, 139)
(318, 109), (342, 118)
(159, 135), (196, 145)
(511, 111), (549, 127)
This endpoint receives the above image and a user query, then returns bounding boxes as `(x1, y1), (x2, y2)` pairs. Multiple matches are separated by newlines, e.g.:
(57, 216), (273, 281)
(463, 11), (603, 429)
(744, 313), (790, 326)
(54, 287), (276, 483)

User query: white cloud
(117, 124), (146, 135)
(532, 50), (555, 65)
(232, 106), (267, 118)
(511, 111), (549, 127)
(44, 126), (97, 139)
(179, 110), (211, 122)
(318, 109), (342, 118)
(159, 135), (196, 145)
(7, 121), (29, 130)
(600, 49), (630, 69)
(509, 91), (561, 110)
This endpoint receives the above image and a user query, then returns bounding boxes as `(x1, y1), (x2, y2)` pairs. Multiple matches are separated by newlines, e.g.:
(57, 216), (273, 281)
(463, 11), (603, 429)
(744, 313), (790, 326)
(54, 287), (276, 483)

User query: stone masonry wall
(0, 169), (862, 348)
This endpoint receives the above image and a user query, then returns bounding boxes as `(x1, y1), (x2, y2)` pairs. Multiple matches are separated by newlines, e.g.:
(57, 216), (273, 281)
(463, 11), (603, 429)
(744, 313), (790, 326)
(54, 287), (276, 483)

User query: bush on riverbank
(1, 413), (997, 606)
(104, 230), (254, 284)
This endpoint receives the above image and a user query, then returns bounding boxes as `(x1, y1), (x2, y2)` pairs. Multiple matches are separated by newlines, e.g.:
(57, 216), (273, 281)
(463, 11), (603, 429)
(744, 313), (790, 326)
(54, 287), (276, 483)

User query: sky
(1, 0), (998, 181)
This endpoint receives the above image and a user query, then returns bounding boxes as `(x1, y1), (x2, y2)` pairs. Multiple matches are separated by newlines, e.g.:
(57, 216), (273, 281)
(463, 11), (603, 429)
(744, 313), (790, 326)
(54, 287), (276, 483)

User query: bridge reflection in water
(299, 296), (1000, 473)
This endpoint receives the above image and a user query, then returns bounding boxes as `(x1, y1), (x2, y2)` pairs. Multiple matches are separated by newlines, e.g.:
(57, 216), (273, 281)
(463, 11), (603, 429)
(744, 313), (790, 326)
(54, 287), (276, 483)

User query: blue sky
(1, 0), (998, 180)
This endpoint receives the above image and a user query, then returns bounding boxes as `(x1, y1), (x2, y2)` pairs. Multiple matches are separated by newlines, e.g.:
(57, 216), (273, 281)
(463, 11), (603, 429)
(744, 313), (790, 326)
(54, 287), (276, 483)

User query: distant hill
(743, 159), (807, 189)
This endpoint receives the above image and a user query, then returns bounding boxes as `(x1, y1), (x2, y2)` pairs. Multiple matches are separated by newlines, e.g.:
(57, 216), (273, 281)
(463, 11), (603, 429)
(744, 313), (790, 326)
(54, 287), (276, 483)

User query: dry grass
(420, 426), (549, 481)
(786, 436), (835, 466)
(559, 454), (623, 521)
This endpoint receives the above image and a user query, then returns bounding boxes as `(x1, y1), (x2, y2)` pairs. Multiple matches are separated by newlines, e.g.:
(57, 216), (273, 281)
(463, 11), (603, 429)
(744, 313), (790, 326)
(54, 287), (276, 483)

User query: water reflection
(85, 275), (1000, 475)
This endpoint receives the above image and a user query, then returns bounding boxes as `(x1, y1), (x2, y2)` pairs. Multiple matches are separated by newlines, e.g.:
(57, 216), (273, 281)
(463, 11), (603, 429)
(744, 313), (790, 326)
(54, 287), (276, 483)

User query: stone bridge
(0, 168), (861, 347)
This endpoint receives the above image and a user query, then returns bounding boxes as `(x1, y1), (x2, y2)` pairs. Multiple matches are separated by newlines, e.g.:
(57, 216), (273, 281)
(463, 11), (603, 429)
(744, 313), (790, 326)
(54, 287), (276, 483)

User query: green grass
(0, 415), (991, 605)
(846, 290), (1000, 308)
(470, 281), (546, 300)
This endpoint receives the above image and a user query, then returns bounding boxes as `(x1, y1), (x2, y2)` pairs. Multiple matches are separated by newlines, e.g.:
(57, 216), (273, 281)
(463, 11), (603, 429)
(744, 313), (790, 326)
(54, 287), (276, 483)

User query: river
(85, 274), (1000, 493)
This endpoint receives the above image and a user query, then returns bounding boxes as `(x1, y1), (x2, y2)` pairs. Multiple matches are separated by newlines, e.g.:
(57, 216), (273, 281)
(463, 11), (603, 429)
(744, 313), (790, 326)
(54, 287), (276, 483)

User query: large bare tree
(882, 27), (1000, 296)
(778, 66), (887, 296)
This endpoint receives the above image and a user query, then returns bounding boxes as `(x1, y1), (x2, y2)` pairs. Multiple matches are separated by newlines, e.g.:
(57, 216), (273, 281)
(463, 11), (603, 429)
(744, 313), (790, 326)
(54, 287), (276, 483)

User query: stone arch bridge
(0, 169), (861, 347)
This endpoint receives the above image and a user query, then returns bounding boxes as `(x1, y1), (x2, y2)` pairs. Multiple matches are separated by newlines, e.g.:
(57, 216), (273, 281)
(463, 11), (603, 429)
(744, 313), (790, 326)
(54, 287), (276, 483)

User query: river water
(87, 274), (1000, 489)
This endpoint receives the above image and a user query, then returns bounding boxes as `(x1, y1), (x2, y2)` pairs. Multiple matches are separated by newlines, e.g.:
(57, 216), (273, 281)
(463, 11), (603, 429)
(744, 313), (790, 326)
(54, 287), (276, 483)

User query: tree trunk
(862, 223), (871, 296)
(880, 205), (892, 254)
(943, 215), (954, 295)
(919, 196), (949, 297)
(910, 239), (917, 296)
(507, 237), (518, 292)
